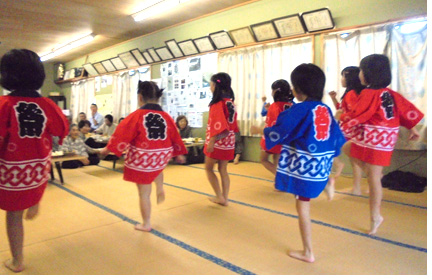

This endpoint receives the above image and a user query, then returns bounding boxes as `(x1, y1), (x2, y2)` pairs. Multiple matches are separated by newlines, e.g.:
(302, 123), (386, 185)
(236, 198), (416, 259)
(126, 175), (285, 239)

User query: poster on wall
(160, 53), (217, 127)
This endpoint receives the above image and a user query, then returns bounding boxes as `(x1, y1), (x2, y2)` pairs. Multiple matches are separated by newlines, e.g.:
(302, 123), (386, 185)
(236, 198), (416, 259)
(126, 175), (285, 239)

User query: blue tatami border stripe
(49, 181), (255, 275)
(97, 165), (427, 253)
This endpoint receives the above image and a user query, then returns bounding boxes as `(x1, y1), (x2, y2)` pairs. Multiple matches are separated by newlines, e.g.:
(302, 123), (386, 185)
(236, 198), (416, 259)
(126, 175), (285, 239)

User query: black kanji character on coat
(283, 104), (292, 111)
(15, 102), (46, 138)
(381, 91), (394, 119)
(226, 101), (235, 123)
(144, 113), (167, 140)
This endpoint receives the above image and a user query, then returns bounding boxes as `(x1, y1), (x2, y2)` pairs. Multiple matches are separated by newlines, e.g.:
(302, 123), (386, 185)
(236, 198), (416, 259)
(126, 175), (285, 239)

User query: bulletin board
(160, 53), (217, 127)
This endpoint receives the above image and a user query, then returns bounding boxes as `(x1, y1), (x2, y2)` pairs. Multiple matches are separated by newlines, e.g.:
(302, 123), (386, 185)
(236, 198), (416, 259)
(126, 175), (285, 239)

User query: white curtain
(112, 68), (151, 121)
(70, 79), (95, 124)
(218, 37), (313, 135)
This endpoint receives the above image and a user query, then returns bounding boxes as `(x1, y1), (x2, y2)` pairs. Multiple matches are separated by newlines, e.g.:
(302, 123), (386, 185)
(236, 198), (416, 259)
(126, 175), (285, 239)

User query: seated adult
(78, 112), (87, 122)
(176, 115), (192, 138)
(94, 114), (117, 137)
(60, 124), (100, 168)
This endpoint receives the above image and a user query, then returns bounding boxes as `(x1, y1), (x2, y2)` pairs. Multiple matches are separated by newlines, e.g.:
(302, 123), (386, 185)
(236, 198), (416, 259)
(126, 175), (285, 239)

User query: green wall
(55, 0), (426, 174)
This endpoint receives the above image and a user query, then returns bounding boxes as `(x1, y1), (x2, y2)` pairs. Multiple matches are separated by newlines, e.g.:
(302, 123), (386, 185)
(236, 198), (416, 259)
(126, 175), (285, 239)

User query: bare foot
(208, 196), (228, 206)
(25, 204), (39, 220)
(156, 191), (165, 205)
(288, 250), (315, 263)
(368, 216), (384, 235)
(4, 259), (24, 273)
(351, 187), (361, 195)
(134, 224), (152, 232)
(234, 154), (240, 165)
(324, 177), (335, 201)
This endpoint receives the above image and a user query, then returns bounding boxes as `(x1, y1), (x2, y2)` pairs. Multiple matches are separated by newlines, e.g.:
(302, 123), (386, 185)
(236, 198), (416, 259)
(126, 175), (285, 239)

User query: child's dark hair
(290, 63), (325, 101)
(78, 120), (91, 130)
(209, 72), (235, 106)
(176, 115), (188, 129)
(0, 49), (45, 91)
(271, 79), (293, 102)
(359, 54), (392, 89)
(341, 66), (365, 99)
(137, 81), (163, 101)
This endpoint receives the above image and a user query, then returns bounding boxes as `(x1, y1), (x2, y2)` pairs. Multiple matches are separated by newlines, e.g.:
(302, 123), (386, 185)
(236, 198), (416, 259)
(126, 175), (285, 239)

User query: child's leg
(217, 160), (230, 204)
(350, 158), (363, 195)
(288, 197), (315, 263)
(5, 210), (25, 272)
(365, 163), (384, 235)
(135, 183), (152, 232)
(205, 156), (226, 205)
(25, 203), (39, 220)
(154, 172), (165, 204)
(260, 151), (277, 175)
(333, 157), (345, 179)
(233, 153), (241, 164)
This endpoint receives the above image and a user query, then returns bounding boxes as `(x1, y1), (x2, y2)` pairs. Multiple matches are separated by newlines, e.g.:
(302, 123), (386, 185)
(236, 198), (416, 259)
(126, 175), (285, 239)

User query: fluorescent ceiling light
(131, 0), (192, 22)
(40, 33), (95, 62)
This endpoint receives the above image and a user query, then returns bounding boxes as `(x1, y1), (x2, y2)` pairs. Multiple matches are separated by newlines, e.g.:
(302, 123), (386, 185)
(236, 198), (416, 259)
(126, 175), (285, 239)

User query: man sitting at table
(94, 114), (117, 137)
(89, 103), (103, 132)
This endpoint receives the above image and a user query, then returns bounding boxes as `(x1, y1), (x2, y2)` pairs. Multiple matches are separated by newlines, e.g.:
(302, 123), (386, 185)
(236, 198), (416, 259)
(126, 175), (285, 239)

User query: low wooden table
(51, 154), (87, 184)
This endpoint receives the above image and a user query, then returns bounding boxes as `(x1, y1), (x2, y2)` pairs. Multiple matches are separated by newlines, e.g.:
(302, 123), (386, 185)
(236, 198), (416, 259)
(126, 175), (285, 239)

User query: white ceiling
(0, 0), (257, 63)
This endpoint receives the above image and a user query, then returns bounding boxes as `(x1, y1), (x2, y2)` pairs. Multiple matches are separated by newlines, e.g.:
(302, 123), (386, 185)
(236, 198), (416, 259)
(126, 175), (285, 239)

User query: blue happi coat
(264, 101), (346, 198)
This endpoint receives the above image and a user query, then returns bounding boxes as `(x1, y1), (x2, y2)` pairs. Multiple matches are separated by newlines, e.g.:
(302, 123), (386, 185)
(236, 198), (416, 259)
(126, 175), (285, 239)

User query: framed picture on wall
(250, 21), (279, 42)
(165, 39), (184, 58)
(155, 46), (174, 61)
(178, 39), (199, 56)
(130, 49), (148, 65)
(147, 48), (161, 62)
(110, 57), (127, 70)
(193, 36), (216, 53)
(142, 51), (154, 64)
(101, 59), (117, 72)
(92, 62), (107, 74)
(209, 30), (235, 49)
(301, 8), (335, 32)
(118, 51), (140, 68)
(83, 63), (99, 77)
(229, 27), (255, 46)
(272, 14), (306, 37)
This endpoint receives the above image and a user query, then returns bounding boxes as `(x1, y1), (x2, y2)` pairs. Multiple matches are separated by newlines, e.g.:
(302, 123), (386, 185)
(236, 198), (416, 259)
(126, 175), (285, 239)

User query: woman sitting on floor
(60, 124), (100, 168)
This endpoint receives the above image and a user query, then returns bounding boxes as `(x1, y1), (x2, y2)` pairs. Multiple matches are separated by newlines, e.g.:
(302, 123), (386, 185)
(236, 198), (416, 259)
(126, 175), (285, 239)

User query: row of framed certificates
(78, 8), (334, 78)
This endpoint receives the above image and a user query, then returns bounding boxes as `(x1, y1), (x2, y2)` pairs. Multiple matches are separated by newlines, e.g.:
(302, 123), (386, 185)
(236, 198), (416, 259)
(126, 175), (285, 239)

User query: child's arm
(409, 127), (420, 141)
(250, 124), (265, 135)
(206, 136), (216, 153)
(328, 91), (340, 109)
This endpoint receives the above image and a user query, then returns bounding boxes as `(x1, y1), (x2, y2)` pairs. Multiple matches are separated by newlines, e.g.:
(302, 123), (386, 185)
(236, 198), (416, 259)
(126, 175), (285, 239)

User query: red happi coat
(339, 90), (361, 140)
(260, 101), (293, 154)
(204, 98), (239, 161)
(107, 104), (187, 184)
(0, 92), (69, 211)
(340, 88), (424, 166)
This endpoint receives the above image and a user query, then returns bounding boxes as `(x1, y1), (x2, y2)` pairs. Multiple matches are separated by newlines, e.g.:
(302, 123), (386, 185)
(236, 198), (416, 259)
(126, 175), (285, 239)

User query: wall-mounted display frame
(209, 31), (235, 49)
(250, 21), (279, 42)
(178, 39), (199, 56)
(228, 27), (256, 46)
(118, 51), (140, 68)
(131, 48), (148, 65)
(193, 36), (216, 53)
(83, 63), (99, 77)
(110, 57), (127, 70)
(155, 46), (174, 61)
(165, 39), (184, 58)
(142, 51), (154, 64)
(301, 8), (335, 32)
(101, 59), (116, 72)
(63, 69), (74, 80)
(147, 48), (161, 62)
(93, 62), (108, 74)
(272, 14), (306, 37)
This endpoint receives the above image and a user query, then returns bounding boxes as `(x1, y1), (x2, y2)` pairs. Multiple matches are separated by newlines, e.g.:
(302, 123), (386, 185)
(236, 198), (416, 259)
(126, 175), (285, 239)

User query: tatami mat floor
(0, 159), (427, 275)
